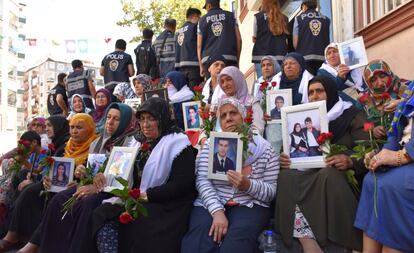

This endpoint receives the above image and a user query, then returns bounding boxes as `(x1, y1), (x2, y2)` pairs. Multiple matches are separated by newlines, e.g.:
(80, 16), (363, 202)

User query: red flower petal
(128, 188), (141, 199)
(363, 122), (375, 132)
(119, 212), (134, 224)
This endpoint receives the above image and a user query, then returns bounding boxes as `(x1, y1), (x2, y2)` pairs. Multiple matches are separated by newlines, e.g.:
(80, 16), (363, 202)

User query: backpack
(135, 43), (152, 75)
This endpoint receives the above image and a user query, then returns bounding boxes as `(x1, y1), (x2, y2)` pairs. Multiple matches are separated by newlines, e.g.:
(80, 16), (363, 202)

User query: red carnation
(128, 188), (141, 199)
(48, 143), (55, 151)
(200, 111), (210, 120)
(47, 157), (55, 165)
(193, 85), (203, 93)
(325, 132), (333, 139)
(359, 93), (369, 104)
(271, 81), (277, 87)
(119, 212), (134, 224)
(141, 143), (150, 152)
(40, 149), (47, 155)
(317, 134), (326, 145)
(381, 92), (391, 100)
(363, 122), (375, 132)
(259, 81), (268, 92)
(244, 109), (254, 124)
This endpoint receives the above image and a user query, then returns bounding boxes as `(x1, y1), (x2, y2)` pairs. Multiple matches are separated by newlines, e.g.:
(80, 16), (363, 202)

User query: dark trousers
(305, 60), (324, 75)
(179, 66), (204, 90)
(181, 205), (270, 253)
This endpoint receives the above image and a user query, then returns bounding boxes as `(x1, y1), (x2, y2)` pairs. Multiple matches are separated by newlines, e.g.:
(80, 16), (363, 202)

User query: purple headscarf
(92, 88), (112, 122)
(218, 66), (250, 104)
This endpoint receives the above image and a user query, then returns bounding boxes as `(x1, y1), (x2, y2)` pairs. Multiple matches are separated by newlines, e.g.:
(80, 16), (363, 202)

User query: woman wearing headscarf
(318, 42), (365, 98)
(181, 97), (279, 253)
(34, 104), (138, 253)
(113, 82), (137, 103)
(216, 66), (265, 135)
(289, 123), (308, 158)
(165, 71), (194, 130)
(360, 59), (411, 139)
(252, 55), (281, 99)
(92, 89), (112, 134)
(354, 81), (414, 253)
(202, 55), (227, 105)
(132, 74), (152, 100)
(67, 94), (93, 121)
(92, 97), (196, 253)
(0, 116), (70, 253)
(31, 117), (51, 149)
(276, 76), (369, 252)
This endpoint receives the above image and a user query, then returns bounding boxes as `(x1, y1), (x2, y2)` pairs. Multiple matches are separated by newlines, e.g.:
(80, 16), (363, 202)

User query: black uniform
(252, 11), (288, 63)
(153, 30), (176, 78)
(66, 69), (94, 110)
(198, 8), (238, 67)
(175, 21), (203, 89)
(295, 9), (330, 74)
(134, 39), (158, 79)
(47, 83), (68, 115)
(101, 50), (133, 92)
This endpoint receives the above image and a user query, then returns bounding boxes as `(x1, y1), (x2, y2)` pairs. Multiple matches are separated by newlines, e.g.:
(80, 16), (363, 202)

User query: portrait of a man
(212, 138), (235, 174)
(270, 96), (284, 120)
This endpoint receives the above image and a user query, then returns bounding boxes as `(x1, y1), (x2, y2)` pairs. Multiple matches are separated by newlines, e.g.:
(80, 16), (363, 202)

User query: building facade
(0, 0), (26, 153)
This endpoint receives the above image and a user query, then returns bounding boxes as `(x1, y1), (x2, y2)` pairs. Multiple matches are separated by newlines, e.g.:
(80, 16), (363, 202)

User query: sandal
(0, 239), (19, 253)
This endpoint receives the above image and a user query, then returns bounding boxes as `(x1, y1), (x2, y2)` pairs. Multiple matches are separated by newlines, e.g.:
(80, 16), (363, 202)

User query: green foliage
(117, 0), (205, 42)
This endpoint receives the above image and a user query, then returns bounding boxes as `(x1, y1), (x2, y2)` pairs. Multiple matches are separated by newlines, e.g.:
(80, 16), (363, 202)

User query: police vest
(296, 10), (330, 61)
(252, 11), (288, 63)
(66, 69), (94, 109)
(153, 30), (176, 77)
(199, 8), (237, 64)
(175, 21), (199, 68)
(47, 85), (65, 115)
(102, 51), (132, 85)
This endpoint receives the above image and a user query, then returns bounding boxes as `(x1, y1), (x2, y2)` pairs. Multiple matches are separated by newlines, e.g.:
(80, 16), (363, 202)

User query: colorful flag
(65, 40), (76, 54)
(51, 39), (61, 46)
(104, 37), (112, 44)
(78, 39), (88, 53)
(28, 38), (37, 46)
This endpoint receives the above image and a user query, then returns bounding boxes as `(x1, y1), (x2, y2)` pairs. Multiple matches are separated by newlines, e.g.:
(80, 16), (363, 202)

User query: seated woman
(92, 89), (112, 134)
(318, 42), (365, 99)
(113, 82), (137, 103)
(216, 66), (265, 135)
(202, 55), (227, 105)
(361, 59), (411, 140)
(132, 74), (152, 100)
(93, 97), (196, 253)
(276, 76), (369, 253)
(289, 123), (308, 158)
(252, 55), (281, 99)
(181, 97), (279, 253)
(67, 94), (93, 121)
(354, 81), (414, 253)
(36, 104), (139, 253)
(0, 116), (71, 252)
(165, 71), (194, 130)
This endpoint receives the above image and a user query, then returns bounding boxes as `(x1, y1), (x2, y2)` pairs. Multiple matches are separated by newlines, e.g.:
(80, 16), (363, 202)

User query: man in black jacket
(134, 28), (158, 79)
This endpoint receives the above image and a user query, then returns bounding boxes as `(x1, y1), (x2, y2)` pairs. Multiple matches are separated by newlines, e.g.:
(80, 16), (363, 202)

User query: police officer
(175, 7), (203, 89)
(153, 18), (176, 78)
(134, 28), (157, 78)
(198, 0), (242, 77)
(100, 39), (135, 94)
(293, 0), (330, 75)
(47, 72), (69, 116)
(66, 60), (96, 110)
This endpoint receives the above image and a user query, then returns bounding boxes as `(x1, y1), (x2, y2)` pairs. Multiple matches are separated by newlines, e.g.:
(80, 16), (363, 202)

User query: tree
(117, 0), (205, 42)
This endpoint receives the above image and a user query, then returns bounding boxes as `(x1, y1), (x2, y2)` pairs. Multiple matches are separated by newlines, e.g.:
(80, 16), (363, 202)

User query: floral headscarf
(363, 60), (400, 95)
(134, 74), (152, 91)
(113, 82), (137, 99)
(218, 97), (247, 118)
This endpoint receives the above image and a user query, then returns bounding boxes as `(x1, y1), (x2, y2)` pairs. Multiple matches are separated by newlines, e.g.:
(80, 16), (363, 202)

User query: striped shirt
(194, 140), (279, 215)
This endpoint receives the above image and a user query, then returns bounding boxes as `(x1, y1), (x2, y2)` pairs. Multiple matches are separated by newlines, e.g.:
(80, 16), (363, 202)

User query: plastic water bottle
(263, 230), (277, 253)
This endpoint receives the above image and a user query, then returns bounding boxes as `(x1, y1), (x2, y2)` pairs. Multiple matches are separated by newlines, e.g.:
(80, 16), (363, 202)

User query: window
(9, 11), (18, 31)
(7, 90), (16, 107)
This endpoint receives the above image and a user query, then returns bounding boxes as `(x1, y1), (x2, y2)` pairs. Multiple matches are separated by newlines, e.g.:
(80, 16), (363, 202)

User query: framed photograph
(143, 88), (168, 102)
(338, 36), (368, 70)
(49, 157), (75, 192)
(208, 132), (243, 181)
(87, 154), (107, 176)
(103, 146), (139, 192)
(266, 89), (292, 123)
(281, 101), (328, 170)
(124, 98), (142, 110)
(182, 101), (203, 131)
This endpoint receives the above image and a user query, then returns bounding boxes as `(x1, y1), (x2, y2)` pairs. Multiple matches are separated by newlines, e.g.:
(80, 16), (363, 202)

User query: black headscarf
(280, 52), (307, 105)
(47, 115), (70, 156)
(308, 75), (360, 142)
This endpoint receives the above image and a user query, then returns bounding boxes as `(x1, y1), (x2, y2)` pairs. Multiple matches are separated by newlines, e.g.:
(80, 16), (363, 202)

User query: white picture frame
(103, 146), (139, 192)
(87, 153), (107, 176)
(281, 101), (328, 170)
(49, 157), (75, 193)
(338, 36), (368, 70)
(266, 89), (292, 124)
(124, 98), (142, 110)
(182, 101), (203, 131)
(208, 132), (243, 181)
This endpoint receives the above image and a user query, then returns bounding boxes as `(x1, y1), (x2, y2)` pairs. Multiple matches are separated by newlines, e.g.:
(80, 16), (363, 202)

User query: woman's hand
(226, 170), (250, 191)
(93, 173), (107, 192)
(73, 184), (99, 200)
(279, 153), (291, 169)
(325, 154), (353, 170)
(263, 113), (272, 122)
(209, 210), (228, 243)
(18, 179), (33, 191)
(43, 176), (52, 190)
(373, 126), (387, 139)
(384, 99), (400, 113)
(369, 149), (399, 171)
(363, 150), (376, 169)
(74, 165), (86, 179)
(337, 64), (350, 79)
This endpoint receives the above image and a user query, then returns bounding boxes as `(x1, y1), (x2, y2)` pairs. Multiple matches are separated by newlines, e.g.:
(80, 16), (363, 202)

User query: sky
(23, 0), (138, 68)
